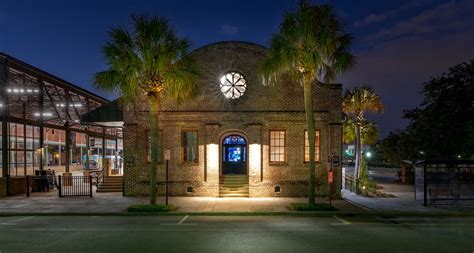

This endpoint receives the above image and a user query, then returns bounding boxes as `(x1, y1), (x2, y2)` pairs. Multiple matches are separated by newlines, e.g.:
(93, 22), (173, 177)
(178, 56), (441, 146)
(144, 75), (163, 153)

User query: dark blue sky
(1, 0), (473, 136)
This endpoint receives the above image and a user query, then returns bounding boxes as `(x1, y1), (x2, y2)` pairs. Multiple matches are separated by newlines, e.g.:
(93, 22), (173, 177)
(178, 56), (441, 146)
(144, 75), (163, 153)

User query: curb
(1, 211), (474, 217)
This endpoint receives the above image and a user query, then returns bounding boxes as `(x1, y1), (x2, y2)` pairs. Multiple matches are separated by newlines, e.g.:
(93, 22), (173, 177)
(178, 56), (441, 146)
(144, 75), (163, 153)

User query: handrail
(96, 163), (107, 189)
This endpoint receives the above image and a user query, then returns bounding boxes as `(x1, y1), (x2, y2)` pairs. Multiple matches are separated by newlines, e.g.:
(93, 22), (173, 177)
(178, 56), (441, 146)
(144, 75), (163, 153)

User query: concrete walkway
(0, 193), (362, 213)
(342, 167), (473, 212)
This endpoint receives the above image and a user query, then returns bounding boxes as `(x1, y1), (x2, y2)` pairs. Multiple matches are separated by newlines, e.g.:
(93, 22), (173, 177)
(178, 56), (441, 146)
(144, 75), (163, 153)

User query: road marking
(0, 216), (34, 225)
(331, 215), (351, 225)
(178, 215), (189, 224)
(160, 215), (196, 226)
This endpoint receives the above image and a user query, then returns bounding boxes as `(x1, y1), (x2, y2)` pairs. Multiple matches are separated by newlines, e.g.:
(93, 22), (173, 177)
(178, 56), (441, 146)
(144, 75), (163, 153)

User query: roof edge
(0, 52), (109, 103)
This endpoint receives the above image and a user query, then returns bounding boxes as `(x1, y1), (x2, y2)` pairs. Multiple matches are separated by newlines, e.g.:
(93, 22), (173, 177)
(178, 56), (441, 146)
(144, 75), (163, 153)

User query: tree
(94, 14), (199, 205)
(261, 1), (355, 204)
(403, 60), (474, 159)
(343, 118), (379, 146)
(342, 86), (383, 190)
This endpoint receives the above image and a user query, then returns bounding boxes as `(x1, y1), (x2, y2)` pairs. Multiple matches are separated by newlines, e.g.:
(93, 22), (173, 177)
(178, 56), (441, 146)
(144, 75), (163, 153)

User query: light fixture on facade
(55, 103), (83, 108)
(7, 87), (40, 94)
(34, 112), (53, 117)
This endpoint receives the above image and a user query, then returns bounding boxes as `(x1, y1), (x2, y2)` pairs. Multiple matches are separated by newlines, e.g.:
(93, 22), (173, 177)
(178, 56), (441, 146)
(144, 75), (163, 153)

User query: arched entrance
(221, 135), (247, 175)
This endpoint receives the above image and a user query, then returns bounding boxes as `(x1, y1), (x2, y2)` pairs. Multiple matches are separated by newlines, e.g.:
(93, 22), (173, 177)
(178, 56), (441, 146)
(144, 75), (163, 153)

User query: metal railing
(58, 176), (93, 197)
(344, 175), (356, 193)
(6, 175), (92, 197)
(96, 164), (107, 188)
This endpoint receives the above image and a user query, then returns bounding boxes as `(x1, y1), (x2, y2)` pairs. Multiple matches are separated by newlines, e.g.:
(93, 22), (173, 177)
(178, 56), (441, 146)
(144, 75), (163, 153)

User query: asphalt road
(1, 215), (473, 252)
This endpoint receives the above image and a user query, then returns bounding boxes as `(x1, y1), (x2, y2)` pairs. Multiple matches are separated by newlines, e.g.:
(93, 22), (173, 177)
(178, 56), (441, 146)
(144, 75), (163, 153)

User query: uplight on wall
(249, 143), (261, 176)
(206, 144), (219, 172)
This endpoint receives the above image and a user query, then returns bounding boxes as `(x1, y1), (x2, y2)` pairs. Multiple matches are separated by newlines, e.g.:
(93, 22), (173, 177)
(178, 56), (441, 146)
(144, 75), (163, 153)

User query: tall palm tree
(94, 14), (199, 205)
(261, 1), (355, 204)
(342, 86), (383, 191)
(343, 118), (379, 146)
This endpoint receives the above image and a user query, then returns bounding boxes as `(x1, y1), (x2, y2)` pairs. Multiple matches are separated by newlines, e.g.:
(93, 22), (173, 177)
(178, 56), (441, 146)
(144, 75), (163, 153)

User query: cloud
(338, 26), (474, 136)
(354, 0), (433, 27)
(220, 24), (239, 35)
(366, 0), (474, 41)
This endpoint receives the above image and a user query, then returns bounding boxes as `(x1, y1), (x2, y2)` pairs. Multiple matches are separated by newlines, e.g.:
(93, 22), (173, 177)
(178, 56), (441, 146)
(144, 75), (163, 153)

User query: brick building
(122, 41), (343, 197)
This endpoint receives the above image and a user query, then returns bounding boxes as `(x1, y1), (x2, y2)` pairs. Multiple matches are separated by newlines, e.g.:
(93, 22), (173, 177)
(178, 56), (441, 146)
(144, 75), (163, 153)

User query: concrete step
(219, 193), (250, 197)
(97, 176), (123, 192)
(97, 188), (122, 193)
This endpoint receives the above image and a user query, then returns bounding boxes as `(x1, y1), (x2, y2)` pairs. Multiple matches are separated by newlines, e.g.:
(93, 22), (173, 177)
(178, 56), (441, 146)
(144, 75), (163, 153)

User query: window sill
(180, 162), (200, 166)
(269, 162), (288, 166)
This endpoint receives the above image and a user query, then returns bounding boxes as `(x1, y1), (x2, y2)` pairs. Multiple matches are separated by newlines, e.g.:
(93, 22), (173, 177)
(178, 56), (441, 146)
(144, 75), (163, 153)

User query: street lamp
(365, 151), (372, 158)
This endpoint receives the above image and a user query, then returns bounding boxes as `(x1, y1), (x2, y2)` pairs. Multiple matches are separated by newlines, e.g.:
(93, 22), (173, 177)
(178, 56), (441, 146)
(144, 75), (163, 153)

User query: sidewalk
(0, 194), (363, 214)
(342, 166), (474, 212)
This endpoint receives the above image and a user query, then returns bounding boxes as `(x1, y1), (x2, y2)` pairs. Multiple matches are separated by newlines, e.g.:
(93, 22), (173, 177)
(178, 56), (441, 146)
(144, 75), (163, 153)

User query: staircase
(219, 175), (249, 197)
(97, 176), (123, 193)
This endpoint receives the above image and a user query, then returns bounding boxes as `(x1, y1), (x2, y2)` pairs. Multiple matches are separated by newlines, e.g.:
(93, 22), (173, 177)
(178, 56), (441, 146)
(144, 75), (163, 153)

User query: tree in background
(403, 60), (474, 159)
(342, 86), (383, 190)
(94, 14), (199, 205)
(261, 1), (355, 204)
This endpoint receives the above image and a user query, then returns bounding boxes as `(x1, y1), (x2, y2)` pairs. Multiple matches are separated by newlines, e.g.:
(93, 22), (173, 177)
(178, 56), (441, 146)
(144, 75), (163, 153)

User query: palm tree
(343, 118), (379, 146)
(94, 14), (199, 205)
(261, 1), (355, 204)
(342, 86), (383, 191)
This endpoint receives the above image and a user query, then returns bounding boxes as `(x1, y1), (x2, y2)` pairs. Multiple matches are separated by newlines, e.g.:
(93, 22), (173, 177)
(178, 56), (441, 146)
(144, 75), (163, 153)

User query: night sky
(1, 0), (473, 136)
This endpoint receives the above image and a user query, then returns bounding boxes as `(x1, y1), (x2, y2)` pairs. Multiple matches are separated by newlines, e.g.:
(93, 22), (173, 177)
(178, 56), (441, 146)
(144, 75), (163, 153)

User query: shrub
(289, 203), (337, 211)
(127, 204), (175, 213)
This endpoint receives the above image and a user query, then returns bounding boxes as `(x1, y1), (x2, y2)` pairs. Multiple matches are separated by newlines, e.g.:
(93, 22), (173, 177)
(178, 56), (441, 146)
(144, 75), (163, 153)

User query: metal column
(1, 56), (9, 177)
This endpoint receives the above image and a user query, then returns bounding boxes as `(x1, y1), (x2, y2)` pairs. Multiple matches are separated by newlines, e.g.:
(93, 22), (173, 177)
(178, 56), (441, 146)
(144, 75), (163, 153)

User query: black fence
(420, 160), (474, 207)
(6, 175), (92, 197)
(58, 176), (93, 197)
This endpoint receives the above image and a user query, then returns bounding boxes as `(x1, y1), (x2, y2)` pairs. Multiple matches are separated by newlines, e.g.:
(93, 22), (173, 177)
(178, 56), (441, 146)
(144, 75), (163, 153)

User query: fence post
(423, 164), (427, 207)
(26, 175), (30, 197)
(89, 176), (92, 197)
(5, 174), (9, 196)
(58, 175), (62, 197)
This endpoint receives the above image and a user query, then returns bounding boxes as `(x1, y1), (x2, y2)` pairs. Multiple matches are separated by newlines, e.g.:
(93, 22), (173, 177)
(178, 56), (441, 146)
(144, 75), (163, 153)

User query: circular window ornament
(220, 71), (247, 99)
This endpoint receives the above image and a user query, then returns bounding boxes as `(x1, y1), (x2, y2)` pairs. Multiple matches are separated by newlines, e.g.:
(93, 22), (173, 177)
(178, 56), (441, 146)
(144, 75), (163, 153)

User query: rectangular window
(305, 130), (321, 162)
(182, 131), (198, 163)
(269, 130), (286, 163)
(147, 130), (163, 163)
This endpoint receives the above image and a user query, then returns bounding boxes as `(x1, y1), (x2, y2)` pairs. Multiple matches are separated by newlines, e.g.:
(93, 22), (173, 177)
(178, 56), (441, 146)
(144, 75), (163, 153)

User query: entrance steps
(219, 175), (249, 197)
(97, 176), (123, 193)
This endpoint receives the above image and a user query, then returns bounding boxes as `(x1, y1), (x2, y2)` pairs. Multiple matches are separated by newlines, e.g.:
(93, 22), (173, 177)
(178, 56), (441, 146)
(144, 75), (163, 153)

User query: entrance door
(222, 135), (247, 175)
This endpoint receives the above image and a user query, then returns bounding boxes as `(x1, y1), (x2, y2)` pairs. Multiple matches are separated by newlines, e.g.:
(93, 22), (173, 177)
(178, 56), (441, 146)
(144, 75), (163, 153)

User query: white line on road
(178, 215), (189, 224)
(160, 215), (196, 226)
(331, 215), (351, 225)
(0, 216), (34, 225)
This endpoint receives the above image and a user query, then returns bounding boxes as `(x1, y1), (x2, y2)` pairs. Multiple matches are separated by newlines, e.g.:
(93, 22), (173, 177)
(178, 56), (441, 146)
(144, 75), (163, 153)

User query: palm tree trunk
(354, 121), (362, 193)
(148, 95), (159, 205)
(303, 81), (316, 205)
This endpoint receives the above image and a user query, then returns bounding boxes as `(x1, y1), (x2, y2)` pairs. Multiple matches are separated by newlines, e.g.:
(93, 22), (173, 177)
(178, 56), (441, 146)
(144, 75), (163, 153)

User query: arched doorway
(221, 135), (247, 175)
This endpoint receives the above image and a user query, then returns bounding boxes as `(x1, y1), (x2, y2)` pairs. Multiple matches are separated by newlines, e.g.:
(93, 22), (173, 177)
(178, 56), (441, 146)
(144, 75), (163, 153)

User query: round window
(220, 71), (247, 99)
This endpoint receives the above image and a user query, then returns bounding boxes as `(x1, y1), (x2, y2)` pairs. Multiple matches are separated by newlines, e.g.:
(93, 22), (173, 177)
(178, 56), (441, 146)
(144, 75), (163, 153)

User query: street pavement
(1, 215), (473, 252)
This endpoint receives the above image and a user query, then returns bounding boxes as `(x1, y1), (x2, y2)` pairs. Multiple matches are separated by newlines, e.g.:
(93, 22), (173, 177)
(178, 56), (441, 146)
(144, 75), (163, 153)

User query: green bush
(289, 203), (337, 211)
(359, 157), (377, 195)
(127, 204), (175, 213)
